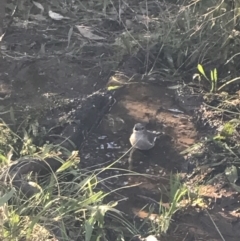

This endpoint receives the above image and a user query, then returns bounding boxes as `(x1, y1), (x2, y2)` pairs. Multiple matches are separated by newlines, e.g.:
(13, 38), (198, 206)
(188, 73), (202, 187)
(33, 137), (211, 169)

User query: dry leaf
(48, 10), (70, 20)
(75, 25), (105, 40)
(167, 84), (182, 89)
(32, 1), (44, 14)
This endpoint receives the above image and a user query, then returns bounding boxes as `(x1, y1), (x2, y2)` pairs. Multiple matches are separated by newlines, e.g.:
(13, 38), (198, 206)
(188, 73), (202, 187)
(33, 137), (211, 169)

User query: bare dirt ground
(1, 1), (240, 241)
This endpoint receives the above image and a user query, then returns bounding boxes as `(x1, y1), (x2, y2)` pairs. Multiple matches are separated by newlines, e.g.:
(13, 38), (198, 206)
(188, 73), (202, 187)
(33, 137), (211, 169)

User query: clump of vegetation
(155, 174), (188, 234)
(0, 120), (18, 165)
(220, 122), (236, 138)
(196, 64), (240, 93)
(196, 64), (218, 93)
(0, 150), (125, 240)
(0, 117), (190, 240)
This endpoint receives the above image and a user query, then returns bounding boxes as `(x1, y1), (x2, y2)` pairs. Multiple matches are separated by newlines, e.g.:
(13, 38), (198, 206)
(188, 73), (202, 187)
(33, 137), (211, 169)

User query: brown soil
(1, 2), (240, 241)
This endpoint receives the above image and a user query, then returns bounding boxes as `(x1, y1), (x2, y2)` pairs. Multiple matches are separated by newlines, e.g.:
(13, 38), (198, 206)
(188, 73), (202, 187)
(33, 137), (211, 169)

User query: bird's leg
(128, 148), (137, 170)
(128, 148), (150, 170)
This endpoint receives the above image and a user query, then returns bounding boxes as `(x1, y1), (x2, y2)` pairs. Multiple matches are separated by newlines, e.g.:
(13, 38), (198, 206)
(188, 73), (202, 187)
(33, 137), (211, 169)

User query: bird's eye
(134, 124), (145, 131)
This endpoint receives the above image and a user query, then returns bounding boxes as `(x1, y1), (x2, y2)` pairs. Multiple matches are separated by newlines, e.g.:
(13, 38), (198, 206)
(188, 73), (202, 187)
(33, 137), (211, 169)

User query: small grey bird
(129, 123), (161, 150)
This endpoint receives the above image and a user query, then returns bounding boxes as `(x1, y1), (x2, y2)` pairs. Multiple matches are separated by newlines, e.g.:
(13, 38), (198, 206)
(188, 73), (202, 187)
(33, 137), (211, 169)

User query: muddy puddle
(79, 83), (240, 241)
(80, 83), (199, 219)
